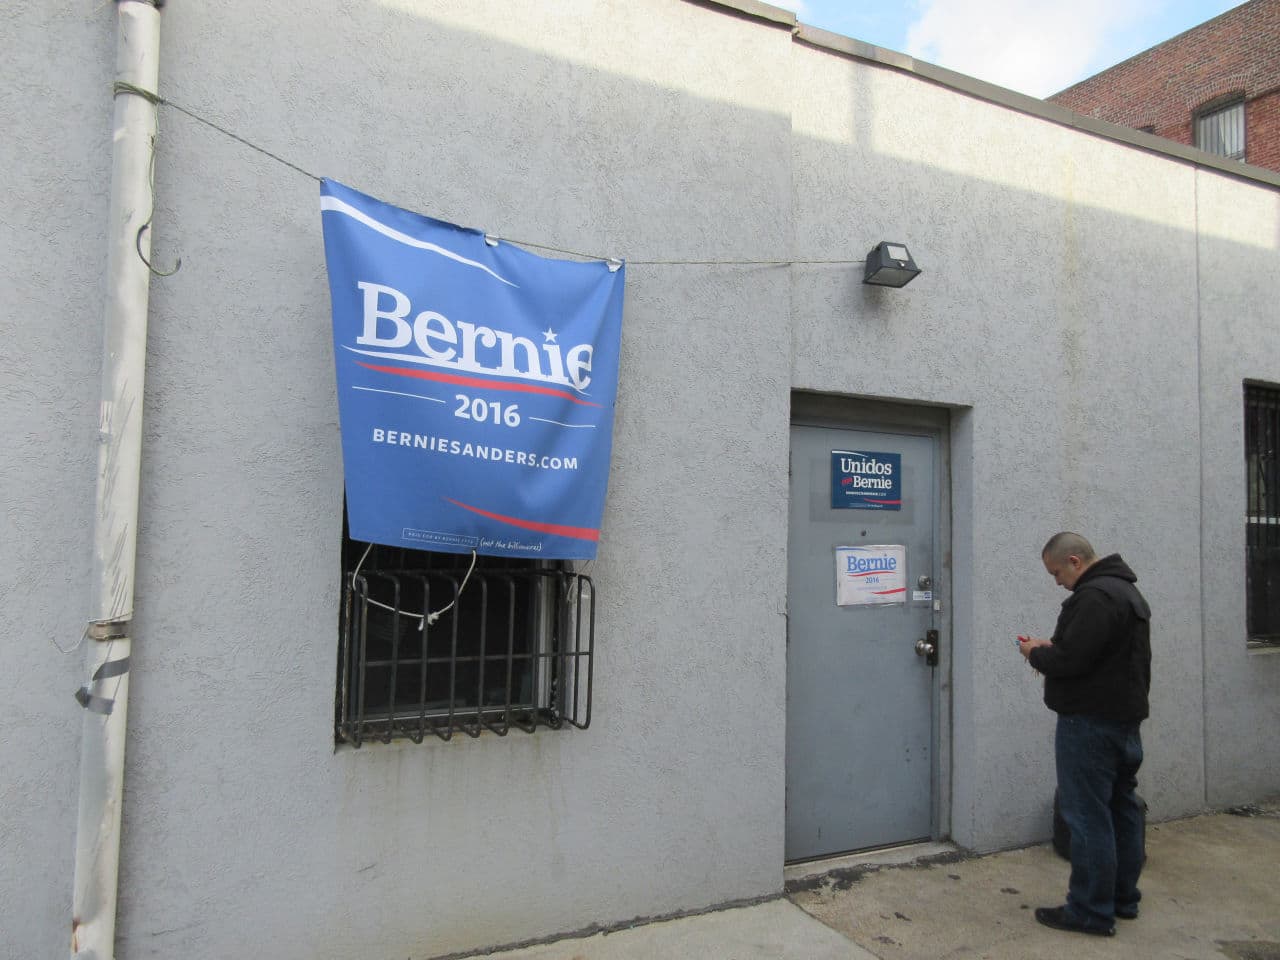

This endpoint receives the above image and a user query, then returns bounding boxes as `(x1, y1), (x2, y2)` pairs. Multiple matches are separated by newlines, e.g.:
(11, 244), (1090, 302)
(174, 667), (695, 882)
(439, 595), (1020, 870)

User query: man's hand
(1017, 635), (1051, 660)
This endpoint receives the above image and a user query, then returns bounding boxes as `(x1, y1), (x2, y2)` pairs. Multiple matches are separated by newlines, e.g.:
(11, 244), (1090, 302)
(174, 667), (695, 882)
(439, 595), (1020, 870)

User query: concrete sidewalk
(469, 802), (1280, 960)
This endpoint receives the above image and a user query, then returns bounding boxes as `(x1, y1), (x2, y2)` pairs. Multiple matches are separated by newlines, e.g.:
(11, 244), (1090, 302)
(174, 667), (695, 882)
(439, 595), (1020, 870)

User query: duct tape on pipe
(92, 656), (130, 681)
(75, 656), (130, 713)
(75, 687), (115, 715)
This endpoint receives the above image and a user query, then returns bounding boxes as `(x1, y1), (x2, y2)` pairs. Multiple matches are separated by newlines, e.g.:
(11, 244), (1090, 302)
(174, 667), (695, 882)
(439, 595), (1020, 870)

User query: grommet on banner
(607, 258), (622, 272)
(484, 234), (499, 247)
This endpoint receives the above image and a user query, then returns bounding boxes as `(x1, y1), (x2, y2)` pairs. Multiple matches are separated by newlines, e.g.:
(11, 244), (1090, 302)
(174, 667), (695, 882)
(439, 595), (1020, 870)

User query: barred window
(1245, 383), (1280, 644)
(336, 518), (595, 745)
(1195, 99), (1245, 161)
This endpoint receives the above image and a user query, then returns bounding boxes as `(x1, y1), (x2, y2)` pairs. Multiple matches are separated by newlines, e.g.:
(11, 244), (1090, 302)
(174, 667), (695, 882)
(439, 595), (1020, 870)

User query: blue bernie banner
(320, 178), (625, 560)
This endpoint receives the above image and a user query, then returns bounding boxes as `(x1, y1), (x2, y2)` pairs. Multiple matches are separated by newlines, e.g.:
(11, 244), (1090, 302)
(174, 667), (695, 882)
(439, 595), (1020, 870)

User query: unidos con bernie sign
(831, 450), (902, 511)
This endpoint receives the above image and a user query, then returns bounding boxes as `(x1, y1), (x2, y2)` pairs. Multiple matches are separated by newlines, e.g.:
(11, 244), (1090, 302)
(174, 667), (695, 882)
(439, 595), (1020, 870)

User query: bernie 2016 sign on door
(320, 178), (625, 560)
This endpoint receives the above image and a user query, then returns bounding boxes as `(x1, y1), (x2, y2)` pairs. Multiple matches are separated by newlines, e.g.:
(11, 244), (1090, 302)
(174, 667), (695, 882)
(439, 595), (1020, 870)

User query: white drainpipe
(71, 2), (163, 957)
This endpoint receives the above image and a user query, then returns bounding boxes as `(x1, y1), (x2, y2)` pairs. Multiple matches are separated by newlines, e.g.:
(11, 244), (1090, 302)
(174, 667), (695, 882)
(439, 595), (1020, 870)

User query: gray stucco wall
(1, 3), (113, 951)
(3, 2), (1278, 958)
(136, 2), (795, 956)
(5, 3), (795, 959)
(787, 40), (1212, 850)
(1196, 170), (1280, 803)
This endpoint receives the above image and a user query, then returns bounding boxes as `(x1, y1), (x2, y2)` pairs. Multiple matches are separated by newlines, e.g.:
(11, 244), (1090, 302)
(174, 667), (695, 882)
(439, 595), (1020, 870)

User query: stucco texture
(1195, 169), (1280, 803)
(0, 5), (115, 955)
(29, 3), (793, 959)
(788, 42), (1208, 850)
(3, 2), (1279, 959)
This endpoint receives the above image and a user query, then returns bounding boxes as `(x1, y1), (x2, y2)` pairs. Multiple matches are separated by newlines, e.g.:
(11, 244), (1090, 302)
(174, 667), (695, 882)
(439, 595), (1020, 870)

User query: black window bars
(337, 545), (595, 745)
(1195, 99), (1246, 161)
(1246, 383), (1280, 644)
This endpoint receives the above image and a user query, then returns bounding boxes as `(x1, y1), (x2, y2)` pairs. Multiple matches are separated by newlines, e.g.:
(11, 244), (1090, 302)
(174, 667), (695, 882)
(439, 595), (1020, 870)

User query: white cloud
(904, 0), (1152, 97)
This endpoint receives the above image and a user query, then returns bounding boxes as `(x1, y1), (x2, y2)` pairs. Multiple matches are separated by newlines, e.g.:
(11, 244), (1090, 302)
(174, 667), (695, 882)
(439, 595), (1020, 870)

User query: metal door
(785, 423), (941, 860)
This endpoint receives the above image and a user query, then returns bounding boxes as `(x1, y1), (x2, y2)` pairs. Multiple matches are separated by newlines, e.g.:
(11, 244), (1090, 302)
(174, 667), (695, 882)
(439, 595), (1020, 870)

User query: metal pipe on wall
(71, 2), (163, 956)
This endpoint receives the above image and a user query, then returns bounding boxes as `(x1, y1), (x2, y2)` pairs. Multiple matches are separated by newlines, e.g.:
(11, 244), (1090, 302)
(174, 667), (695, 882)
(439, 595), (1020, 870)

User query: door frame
(787, 391), (954, 852)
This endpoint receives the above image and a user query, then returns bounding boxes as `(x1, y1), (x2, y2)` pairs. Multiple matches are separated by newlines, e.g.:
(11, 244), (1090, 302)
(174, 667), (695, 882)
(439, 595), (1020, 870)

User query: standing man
(1018, 532), (1152, 937)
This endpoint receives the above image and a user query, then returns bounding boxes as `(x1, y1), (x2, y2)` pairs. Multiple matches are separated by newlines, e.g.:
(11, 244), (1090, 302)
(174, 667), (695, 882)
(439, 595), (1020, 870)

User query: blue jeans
(1055, 713), (1145, 928)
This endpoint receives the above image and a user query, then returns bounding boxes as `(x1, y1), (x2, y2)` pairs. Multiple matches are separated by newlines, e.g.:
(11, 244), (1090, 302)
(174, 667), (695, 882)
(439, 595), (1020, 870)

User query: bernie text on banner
(320, 178), (625, 560)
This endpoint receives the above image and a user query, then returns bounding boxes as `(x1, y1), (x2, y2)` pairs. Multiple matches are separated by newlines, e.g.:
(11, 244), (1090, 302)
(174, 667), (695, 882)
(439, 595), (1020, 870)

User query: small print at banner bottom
(320, 178), (625, 560)
(836, 545), (907, 606)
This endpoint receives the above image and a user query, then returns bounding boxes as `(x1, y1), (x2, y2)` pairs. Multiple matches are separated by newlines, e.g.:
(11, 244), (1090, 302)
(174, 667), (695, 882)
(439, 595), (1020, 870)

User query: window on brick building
(1245, 383), (1280, 645)
(1195, 99), (1245, 161)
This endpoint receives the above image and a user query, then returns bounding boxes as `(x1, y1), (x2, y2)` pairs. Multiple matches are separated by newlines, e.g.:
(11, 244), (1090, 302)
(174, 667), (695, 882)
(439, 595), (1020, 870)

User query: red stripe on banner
(446, 498), (600, 542)
(872, 587), (908, 595)
(857, 499), (902, 505)
(356, 362), (602, 407)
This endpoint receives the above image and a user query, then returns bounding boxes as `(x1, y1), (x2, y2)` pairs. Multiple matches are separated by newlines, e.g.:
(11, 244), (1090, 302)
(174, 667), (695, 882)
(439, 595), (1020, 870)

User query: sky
(785, 0), (1243, 98)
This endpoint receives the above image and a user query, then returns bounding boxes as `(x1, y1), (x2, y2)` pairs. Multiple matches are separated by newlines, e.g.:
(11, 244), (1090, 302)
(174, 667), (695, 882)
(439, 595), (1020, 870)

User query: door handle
(914, 629), (940, 667)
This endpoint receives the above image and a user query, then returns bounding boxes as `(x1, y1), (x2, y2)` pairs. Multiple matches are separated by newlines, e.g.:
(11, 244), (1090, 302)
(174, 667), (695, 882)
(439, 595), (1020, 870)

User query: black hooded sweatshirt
(1029, 554), (1152, 722)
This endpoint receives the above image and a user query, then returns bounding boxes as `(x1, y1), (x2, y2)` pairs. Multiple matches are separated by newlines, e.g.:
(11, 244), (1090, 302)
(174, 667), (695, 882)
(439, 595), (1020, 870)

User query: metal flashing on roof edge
(678, 1), (1280, 192)
(688, 0), (796, 29)
(789, 23), (1280, 191)
(788, 23), (1280, 192)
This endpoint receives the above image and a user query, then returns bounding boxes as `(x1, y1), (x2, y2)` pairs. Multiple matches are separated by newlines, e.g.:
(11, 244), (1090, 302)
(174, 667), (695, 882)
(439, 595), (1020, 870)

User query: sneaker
(1115, 904), (1139, 920)
(1034, 905), (1116, 937)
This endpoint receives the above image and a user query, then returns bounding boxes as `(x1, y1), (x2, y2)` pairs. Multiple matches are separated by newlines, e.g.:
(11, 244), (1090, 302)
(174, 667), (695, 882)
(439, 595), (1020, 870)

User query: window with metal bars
(1245, 383), (1280, 645)
(336, 517), (595, 745)
(1195, 99), (1245, 161)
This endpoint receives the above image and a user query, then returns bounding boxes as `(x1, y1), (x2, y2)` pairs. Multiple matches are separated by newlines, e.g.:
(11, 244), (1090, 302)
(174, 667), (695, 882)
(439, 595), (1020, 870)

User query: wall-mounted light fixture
(863, 242), (921, 288)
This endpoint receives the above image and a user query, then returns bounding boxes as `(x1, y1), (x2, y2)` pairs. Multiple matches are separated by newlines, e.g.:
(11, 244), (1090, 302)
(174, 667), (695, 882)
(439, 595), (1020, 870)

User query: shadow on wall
(9, 2), (1278, 960)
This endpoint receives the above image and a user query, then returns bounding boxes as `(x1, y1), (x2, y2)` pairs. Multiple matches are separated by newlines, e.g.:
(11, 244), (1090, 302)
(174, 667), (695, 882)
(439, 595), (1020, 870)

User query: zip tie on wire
(350, 543), (479, 631)
(420, 549), (477, 628)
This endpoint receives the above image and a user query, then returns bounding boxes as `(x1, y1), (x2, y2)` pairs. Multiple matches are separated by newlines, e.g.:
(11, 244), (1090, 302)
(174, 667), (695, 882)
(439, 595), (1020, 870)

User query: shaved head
(1042, 532), (1097, 565)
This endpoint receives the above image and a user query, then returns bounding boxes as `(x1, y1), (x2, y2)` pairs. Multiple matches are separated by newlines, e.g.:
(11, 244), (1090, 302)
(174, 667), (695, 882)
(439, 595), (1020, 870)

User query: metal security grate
(336, 543), (594, 745)
(1246, 383), (1280, 643)
(1196, 100), (1245, 161)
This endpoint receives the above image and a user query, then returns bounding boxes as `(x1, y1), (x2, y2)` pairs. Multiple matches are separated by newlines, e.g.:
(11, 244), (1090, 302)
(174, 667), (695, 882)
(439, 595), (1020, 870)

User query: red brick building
(1049, 0), (1280, 172)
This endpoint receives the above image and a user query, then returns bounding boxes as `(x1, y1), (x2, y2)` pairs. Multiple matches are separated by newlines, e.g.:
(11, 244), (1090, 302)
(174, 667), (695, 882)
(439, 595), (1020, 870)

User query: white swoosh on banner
(320, 195), (517, 287)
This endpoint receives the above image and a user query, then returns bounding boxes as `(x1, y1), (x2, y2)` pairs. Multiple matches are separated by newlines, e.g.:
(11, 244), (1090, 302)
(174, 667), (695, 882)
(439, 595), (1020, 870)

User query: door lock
(914, 629), (940, 667)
